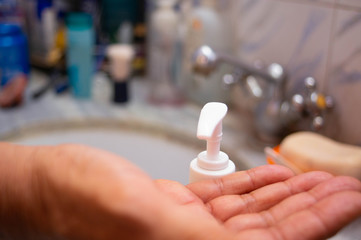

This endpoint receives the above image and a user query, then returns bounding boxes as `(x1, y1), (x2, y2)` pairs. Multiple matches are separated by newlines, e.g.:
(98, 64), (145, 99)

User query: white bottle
(148, 0), (184, 105)
(189, 102), (236, 183)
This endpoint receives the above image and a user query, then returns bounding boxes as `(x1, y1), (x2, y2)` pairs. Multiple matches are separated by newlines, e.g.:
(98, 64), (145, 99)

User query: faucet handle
(267, 63), (286, 83)
(222, 68), (246, 89)
(305, 76), (316, 90)
(222, 69), (264, 99)
(291, 77), (334, 130)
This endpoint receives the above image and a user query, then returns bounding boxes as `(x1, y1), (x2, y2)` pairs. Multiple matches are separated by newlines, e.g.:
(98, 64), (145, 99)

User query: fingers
(268, 175), (361, 223)
(187, 165), (295, 203)
(233, 191), (361, 240)
(274, 191), (361, 240)
(225, 175), (361, 231)
(208, 171), (333, 222)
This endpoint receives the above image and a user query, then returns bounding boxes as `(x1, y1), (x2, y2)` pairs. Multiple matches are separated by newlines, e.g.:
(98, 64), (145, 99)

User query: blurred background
(0, 0), (360, 146)
(1, 2), (361, 237)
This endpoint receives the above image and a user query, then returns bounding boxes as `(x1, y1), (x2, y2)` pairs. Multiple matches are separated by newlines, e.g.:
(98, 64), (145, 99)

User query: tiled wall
(229, 0), (361, 145)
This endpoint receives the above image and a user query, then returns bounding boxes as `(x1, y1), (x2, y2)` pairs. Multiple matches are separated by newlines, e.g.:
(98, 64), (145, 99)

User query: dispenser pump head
(197, 102), (227, 161)
(189, 102), (235, 183)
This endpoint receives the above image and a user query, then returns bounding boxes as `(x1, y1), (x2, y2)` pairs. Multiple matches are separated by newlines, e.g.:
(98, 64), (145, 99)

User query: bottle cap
(106, 44), (134, 81)
(197, 102), (227, 161)
(66, 13), (93, 30)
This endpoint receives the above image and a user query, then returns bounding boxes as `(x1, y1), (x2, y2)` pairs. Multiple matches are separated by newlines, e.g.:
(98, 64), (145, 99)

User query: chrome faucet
(192, 45), (286, 85)
(192, 45), (334, 143)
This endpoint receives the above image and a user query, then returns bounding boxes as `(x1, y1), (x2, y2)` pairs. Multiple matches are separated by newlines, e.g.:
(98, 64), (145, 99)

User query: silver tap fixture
(192, 45), (334, 143)
(291, 77), (334, 131)
(192, 45), (286, 84)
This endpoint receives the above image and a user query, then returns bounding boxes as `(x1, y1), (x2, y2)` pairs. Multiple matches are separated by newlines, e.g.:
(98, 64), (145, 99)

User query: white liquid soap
(189, 102), (235, 183)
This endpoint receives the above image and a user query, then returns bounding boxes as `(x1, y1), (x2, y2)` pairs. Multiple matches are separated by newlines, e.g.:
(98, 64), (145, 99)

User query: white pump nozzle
(189, 102), (235, 183)
(197, 102), (227, 160)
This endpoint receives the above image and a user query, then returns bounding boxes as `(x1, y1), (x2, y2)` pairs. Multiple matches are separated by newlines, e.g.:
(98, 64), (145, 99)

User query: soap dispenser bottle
(189, 102), (235, 183)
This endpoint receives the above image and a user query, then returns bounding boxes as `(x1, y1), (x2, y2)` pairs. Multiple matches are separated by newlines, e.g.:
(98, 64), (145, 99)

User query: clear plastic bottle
(147, 0), (184, 106)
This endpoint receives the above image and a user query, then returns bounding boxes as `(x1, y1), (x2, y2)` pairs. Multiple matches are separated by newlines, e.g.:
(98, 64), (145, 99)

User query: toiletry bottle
(38, 0), (56, 56)
(132, 0), (146, 76)
(183, 0), (232, 105)
(0, 23), (29, 108)
(173, 0), (192, 92)
(147, 0), (184, 106)
(106, 44), (134, 104)
(66, 12), (94, 99)
(189, 102), (235, 183)
(25, 0), (57, 67)
(92, 71), (112, 104)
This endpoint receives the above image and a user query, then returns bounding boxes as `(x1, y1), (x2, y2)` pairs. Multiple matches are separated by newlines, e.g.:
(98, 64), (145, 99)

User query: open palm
(157, 165), (361, 240)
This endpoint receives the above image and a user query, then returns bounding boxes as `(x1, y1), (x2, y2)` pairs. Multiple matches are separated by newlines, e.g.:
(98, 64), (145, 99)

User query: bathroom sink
(8, 124), (201, 185)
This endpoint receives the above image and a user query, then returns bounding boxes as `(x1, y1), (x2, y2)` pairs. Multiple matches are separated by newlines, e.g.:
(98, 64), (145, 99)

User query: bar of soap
(279, 132), (361, 180)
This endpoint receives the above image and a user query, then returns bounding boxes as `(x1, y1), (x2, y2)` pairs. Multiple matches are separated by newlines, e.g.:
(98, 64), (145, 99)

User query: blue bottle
(66, 13), (94, 99)
(0, 23), (29, 87)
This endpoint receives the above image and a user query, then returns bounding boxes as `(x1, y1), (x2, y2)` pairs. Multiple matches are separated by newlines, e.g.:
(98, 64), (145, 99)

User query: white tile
(235, 0), (334, 95)
(325, 9), (361, 145)
(337, 0), (361, 8)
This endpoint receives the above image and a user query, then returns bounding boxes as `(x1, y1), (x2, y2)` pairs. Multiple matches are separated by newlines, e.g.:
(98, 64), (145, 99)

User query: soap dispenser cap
(196, 102), (230, 170)
(189, 102), (235, 183)
(197, 102), (227, 159)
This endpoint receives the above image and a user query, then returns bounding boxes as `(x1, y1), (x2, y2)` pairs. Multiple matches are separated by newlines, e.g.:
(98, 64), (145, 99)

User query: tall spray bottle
(189, 102), (235, 183)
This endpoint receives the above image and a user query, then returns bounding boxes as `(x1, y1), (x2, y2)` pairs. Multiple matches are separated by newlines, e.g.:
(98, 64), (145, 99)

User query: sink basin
(8, 125), (201, 185)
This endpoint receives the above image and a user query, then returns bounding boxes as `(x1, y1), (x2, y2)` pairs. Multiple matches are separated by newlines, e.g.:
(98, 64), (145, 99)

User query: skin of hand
(0, 142), (361, 240)
(0, 74), (27, 108)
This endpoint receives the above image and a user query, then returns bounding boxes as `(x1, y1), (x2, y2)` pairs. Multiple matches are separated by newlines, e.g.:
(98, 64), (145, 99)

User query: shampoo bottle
(66, 12), (95, 99)
(189, 102), (235, 183)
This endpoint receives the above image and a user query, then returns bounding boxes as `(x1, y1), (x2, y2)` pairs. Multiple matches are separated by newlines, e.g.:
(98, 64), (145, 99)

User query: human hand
(0, 143), (229, 239)
(1, 143), (361, 240)
(0, 74), (26, 108)
(182, 164), (361, 239)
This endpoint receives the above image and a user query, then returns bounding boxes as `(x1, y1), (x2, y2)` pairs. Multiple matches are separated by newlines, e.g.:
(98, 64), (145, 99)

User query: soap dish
(264, 146), (303, 174)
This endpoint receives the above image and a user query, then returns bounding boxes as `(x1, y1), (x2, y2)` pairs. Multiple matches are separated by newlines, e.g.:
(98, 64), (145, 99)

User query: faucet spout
(192, 45), (286, 85)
